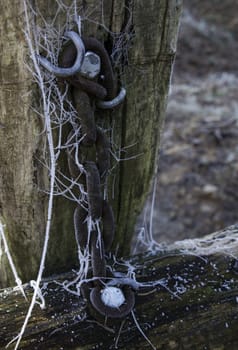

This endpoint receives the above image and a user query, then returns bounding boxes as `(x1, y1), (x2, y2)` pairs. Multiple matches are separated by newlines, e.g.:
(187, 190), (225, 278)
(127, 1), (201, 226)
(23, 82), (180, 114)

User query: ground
(135, 1), (238, 247)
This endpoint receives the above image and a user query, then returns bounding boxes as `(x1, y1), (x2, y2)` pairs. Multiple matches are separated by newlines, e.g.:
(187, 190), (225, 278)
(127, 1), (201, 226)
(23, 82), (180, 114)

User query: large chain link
(39, 31), (135, 319)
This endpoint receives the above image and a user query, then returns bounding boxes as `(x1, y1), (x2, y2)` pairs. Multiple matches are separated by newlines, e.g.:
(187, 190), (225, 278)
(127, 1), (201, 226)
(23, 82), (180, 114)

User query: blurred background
(136, 0), (238, 248)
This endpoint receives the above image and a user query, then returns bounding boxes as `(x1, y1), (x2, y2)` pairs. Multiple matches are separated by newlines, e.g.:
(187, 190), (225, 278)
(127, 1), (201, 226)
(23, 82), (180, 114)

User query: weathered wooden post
(0, 0), (181, 285)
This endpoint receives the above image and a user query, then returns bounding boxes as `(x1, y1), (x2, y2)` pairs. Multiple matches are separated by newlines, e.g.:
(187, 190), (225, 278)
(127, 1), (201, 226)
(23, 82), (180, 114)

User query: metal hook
(38, 31), (85, 77)
(96, 87), (126, 109)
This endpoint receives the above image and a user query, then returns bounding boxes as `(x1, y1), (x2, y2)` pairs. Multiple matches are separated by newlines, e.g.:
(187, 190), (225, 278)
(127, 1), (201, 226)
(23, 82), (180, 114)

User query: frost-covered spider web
(134, 174), (238, 260)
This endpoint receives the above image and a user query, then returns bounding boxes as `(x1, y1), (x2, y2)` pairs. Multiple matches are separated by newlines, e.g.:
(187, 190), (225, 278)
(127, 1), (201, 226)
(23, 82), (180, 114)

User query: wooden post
(0, 0), (182, 286)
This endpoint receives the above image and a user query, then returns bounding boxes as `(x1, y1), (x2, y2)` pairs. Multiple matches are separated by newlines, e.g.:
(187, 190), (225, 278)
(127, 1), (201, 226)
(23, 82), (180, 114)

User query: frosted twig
(29, 280), (46, 309)
(0, 221), (27, 300)
(131, 310), (156, 350)
(148, 179), (157, 244)
(8, 2), (58, 349)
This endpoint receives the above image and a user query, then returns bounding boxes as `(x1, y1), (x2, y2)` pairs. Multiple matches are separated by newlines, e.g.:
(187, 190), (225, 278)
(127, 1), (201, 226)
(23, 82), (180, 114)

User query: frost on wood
(1, 225), (238, 349)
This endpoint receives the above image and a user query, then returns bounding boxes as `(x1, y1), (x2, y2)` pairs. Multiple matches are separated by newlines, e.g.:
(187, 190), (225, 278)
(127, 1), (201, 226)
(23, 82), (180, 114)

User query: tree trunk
(0, 0), (182, 287)
(1, 225), (238, 350)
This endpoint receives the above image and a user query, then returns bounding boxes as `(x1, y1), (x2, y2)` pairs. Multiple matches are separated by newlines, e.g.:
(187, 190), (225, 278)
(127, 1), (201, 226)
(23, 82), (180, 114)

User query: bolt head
(79, 51), (101, 79)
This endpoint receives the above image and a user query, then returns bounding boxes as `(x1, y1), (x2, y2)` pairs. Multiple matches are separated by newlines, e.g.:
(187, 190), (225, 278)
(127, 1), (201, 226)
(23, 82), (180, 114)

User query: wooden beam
(1, 225), (238, 349)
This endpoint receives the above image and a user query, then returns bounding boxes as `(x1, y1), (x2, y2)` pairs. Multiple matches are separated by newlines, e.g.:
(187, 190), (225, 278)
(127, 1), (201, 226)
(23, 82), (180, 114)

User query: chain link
(41, 31), (135, 319)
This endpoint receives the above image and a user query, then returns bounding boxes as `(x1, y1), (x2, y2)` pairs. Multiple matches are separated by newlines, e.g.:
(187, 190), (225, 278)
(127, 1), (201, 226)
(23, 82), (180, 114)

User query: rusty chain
(39, 31), (135, 319)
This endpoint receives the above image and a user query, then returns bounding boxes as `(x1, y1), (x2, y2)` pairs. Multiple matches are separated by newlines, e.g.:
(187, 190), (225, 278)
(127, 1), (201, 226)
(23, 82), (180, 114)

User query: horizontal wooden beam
(1, 224), (238, 349)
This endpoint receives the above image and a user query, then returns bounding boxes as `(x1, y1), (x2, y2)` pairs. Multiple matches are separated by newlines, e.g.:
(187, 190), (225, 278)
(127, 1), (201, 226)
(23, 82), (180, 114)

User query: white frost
(101, 287), (125, 308)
